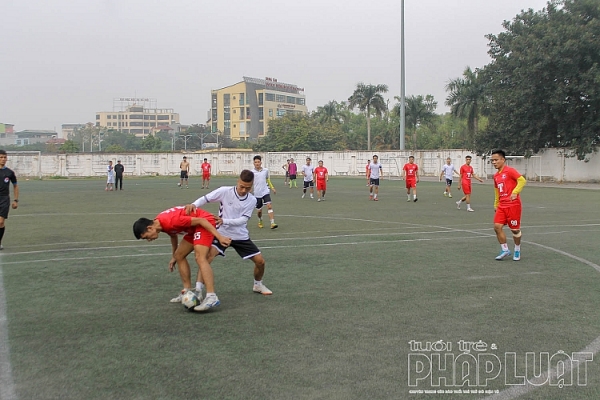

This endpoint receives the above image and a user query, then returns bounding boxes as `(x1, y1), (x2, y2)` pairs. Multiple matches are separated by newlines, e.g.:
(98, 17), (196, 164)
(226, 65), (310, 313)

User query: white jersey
(252, 168), (270, 198)
(302, 164), (314, 182)
(442, 164), (456, 180)
(192, 186), (255, 241)
(369, 162), (382, 179)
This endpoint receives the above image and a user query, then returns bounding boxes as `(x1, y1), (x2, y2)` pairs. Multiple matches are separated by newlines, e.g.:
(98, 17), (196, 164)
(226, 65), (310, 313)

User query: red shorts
(405, 179), (417, 189)
(202, 173), (210, 180)
(494, 203), (522, 229)
(461, 182), (472, 194)
(183, 213), (215, 247)
(316, 180), (326, 190)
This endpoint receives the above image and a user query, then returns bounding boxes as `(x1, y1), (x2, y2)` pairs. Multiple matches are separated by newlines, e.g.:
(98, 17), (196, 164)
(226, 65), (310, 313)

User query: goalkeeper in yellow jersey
(251, 155), (278, 229)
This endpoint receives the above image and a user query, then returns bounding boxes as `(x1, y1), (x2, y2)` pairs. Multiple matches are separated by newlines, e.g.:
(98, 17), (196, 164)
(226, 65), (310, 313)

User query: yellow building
(96, 100), (180, 137)
(211, 76), (307, 141)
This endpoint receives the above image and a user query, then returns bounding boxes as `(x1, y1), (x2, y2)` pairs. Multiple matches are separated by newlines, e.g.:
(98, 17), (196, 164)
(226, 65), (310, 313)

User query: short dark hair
(306, 157), (311, 161)
(409, 155), (414, 159)
(204, 158), (207, 161)
(253, 155), (262, 161)
(240, 169), (254, 182)
(133, 218), (153, 239)
(492, 149), (506, 159)
(183, 156), (187, 159)
(465, 155), (472, 159)
(0, 150), (6, 156)
(373, 155), (378, 158)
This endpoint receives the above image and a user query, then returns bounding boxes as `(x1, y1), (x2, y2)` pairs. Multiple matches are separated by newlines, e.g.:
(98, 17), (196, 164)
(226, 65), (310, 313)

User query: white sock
(254, 280), (262, 286)
(270, 219), (274, 224)
(206, 292), (216, 297)
(374, 194), (377, 199)
(195, 282), (205, 292)
(514, 245), (521, 251)
(501, 243), (509, 251)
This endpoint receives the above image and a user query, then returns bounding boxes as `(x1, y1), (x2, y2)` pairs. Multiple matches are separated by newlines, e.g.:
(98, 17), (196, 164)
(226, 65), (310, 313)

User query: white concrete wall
(7, 149), (600, 182)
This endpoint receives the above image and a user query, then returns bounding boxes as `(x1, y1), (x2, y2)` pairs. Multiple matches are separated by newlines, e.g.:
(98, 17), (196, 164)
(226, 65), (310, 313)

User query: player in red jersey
(314, 160), (329, 202)
(402, 155), (419, 202)
(201, 158), (211, 189)
(365, 159), (371, 186)
(491, 150), (526, 261)
(456, 155), (484, 212)
(133, 206), (231, 310)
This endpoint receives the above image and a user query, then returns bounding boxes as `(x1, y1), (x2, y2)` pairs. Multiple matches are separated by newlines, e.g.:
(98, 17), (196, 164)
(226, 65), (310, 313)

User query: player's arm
(366, 167), (370, 179)
(473, 172), (484, 183)
(494, 188), (500, 210)
(511, 176), (527, 200)
(325, 170), (329, 181)
(190, 217), (231, 247)
(168, 234), (179, 272)
(11, 183), (19, 209)
(266, 173), (276, 194)
(222, 214), (251, 227)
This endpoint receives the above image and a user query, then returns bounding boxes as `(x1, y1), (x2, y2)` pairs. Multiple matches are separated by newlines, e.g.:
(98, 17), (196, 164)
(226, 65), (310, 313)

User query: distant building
(0, 123), (16, 146)
(14, 130), (58, 146)
(96, 99), (180, 138)
(61, 123), (86, 140)
(211, 76), (307, 141)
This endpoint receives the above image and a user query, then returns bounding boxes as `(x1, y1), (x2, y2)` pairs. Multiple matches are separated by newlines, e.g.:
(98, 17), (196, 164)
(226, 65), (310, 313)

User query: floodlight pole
(399, 0), (406, 151)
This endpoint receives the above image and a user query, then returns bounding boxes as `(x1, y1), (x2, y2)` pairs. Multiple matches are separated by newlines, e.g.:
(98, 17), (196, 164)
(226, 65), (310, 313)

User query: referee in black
(0, 150), (19, 250)
(114, 160), (125, 190)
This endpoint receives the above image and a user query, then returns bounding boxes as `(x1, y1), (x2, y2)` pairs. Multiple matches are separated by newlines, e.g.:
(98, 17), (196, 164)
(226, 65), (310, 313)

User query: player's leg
(413, 184), (417, 202)
(250, 253), (272, 295)
(309, 181), (314, 198)
(494, 208), (511, 260)
(0, 214), (6, 250)
(373, 181), (379, 200)
(508, 204), (523, 260)
(193, 244), (221, 311)
(266, 201), (277, 228)
(256, 197), (264, 228)
(170, 240), (194, 302)
(302, 181), (307, 198)
(406, 182), (411, 201)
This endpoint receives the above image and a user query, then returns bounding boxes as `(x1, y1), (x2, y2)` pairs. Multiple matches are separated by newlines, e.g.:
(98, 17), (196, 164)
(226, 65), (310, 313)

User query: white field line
(0, 259), (17, 400)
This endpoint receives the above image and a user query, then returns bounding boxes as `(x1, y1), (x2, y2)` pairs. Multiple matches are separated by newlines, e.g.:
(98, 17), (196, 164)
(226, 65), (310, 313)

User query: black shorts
(290, 174), (297, 180)
(180, 171), (189, 179)
(303, 180), (314, 188)
(212, 239), (261, 260)
(445, 179), (453, 186)
(369, 178), (380, 186)
(256, 194), (272, 209)
(285, 172), (290, 178)
(0, 197), (10, 219)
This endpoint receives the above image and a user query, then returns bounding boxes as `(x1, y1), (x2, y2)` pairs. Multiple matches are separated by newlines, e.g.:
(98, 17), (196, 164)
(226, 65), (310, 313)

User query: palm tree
(348, 83), (389, 151)
(315, 100), (341, 124)
(445, 67), (486, 144)
(394, 94), (437, 150)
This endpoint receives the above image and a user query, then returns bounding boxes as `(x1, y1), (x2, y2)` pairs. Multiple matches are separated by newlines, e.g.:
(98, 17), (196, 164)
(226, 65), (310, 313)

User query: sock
(254, 280), (262, 286)
(196, 282), (205, 292)
(501, 243), (509, 251)
(374, 194), (377, 199)
(407, 194), (410, 199)
(514, 245), (521, 252)
(467, 204), (472, 209)
(0, 227), (4, 244)
(270, 219), (275, 224)
(206, 292), (216, 297)
(258, 217), (262, 221)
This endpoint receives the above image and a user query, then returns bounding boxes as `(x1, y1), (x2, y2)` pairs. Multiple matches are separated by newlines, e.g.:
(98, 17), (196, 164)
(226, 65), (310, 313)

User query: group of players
(133, 149), (525, 313)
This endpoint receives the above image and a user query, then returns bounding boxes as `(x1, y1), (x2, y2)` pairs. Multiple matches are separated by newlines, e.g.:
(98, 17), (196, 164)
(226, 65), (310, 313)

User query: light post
(180, 134), (192, 150)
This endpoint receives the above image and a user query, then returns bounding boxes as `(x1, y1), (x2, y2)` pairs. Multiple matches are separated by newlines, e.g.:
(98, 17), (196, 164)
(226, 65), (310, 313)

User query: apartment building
(211, 76), (307, 141)
(96, 102), (180, 137)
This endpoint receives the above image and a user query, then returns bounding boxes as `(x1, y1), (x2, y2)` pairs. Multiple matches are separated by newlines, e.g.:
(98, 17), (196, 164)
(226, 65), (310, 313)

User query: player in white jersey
(252, 155), (278, 229)
(367, 155), (383, 201)
(301, 157), (315, 199)
(439, 157), (459, 198)
(185, 170), (273, 310)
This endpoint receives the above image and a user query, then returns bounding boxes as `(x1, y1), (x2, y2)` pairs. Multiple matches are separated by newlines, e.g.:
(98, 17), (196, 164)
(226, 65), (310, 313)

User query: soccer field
(1, 176), (599, 399)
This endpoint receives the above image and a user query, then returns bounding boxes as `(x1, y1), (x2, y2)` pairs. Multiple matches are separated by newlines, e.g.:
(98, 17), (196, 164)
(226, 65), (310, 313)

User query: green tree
(59, 140), (79, 153)
(314, 100), (341, 124)
(348, 83), (389, 151)
(394, 95), (437, 151)
(480, 0), (600, 159)
(445, 66), (487, 146)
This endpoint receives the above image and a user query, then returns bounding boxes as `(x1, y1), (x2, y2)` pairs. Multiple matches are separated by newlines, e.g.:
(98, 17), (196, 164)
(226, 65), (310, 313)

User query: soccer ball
(181, 291), (200, 310)
(177, 182), (181, 187)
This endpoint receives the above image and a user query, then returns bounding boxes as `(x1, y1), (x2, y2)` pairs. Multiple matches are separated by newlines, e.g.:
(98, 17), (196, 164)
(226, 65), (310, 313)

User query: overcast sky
(1, 0), (551, 132)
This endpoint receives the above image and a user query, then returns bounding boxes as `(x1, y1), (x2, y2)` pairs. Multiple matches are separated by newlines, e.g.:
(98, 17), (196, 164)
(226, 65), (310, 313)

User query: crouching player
(133, 206), (231, 311)
(491, 149), (526, 261)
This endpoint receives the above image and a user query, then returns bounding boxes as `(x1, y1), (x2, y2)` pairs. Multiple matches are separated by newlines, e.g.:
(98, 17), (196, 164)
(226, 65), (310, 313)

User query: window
(246, 107), (250, 119)
(107, 115), (111, 119)
(113, 115), (118, 119)
(130, 122), (143, 127)
(96, 114), (100, 120)
(223, 94), (230, 107)
(212, 110), (217, 121)
(239, 93), (245, 106)
(265, 93), (275, 102)
(286, 96), (295, 104)
(259, 107), (263, 120)
(275, 94), (285, 102)
(212, 94), (217, 107)
(224, 111), (230, 121)
(239, 122), (246, 135)
(258, 93), (263, 106)
(296, 98), (305, 106)
(277, 109), (286, 117)
(268, 109), (273, 117)
(130, 114), (143, 119)
(157, 115), (169, 120)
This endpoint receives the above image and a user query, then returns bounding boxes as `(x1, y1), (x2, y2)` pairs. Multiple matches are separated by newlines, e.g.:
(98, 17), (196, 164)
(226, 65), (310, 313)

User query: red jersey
(494, 166), (522, 206)
(460, 165), (474, 183)
(155, 206), (213, 235)
(403, 163), (418, 180)
(314, 166), (328, 180)
(201, 162), (211, 174)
